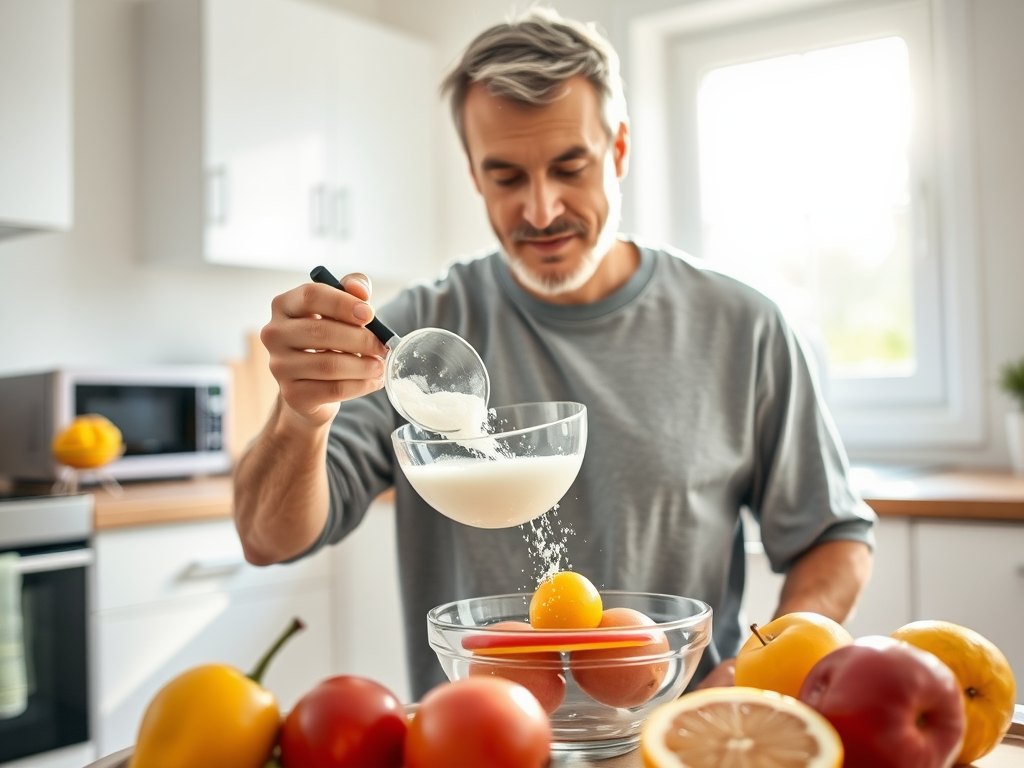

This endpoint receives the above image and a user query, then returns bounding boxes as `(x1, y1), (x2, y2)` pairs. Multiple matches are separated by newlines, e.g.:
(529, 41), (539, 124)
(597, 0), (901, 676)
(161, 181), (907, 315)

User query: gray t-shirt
(303, 241), (876, 699)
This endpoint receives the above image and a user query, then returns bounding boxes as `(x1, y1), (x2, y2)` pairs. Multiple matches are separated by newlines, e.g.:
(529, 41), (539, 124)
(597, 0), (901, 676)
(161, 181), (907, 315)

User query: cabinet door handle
(207, 166), (229, 226)
(333, 187), (350, 241)
(310, 184), (328, 237)
(180, 555), (246, 580)
(744, 540), (765, 556)
(16, 549), (95, 574)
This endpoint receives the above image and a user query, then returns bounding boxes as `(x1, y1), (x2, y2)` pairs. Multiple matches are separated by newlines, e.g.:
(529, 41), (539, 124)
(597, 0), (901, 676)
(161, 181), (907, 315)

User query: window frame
(619, 0), (984, 449)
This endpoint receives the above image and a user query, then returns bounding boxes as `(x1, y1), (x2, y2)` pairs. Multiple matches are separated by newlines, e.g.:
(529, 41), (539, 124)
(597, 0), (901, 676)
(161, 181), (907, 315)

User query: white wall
(0, 0), (402, 377)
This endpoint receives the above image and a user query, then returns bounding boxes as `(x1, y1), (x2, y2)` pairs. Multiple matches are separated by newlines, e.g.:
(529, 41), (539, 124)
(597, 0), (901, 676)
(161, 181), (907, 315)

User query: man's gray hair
(440, 7), (628, 150)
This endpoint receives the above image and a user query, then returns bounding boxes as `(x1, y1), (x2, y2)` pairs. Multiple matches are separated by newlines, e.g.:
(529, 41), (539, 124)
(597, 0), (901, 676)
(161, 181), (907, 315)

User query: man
(234, 8), (875, 699)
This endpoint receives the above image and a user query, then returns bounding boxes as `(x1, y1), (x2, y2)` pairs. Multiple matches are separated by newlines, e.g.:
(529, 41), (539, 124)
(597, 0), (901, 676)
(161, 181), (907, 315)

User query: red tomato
(279, 675), (407, 768)
(404, 677), (551, 768)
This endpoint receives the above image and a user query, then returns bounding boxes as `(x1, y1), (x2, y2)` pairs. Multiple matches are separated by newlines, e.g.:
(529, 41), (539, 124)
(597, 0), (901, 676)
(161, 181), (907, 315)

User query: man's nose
(522, 178), (565, 230)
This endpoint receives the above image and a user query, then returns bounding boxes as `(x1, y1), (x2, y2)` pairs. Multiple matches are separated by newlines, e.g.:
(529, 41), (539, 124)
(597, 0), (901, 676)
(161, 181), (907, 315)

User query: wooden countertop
(858, 468), (1024, 522)
(91, 475), (396, 530)
(91, 469), (1024, 530)
(85, 725), (1024, 768)
(93, 475), (235, 529)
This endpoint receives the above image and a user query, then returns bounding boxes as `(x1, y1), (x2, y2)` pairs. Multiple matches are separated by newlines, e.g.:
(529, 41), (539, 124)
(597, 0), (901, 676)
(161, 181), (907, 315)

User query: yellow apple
(734, 612), (853, 698)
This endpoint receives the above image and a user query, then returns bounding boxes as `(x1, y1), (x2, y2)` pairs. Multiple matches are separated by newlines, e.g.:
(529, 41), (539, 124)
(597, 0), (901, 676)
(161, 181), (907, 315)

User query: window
(698, 37), (917, 382)
(626, 0), (983, 449)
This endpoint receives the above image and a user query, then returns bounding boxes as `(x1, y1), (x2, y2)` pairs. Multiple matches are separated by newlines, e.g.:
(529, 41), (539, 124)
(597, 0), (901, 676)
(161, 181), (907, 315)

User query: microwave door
(74, 384), (197, 456)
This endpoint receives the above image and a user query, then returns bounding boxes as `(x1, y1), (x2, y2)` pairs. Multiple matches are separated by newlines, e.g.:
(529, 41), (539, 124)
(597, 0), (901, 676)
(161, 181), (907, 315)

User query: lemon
(52, 414), (124, 469)
(640, 687), (843, 768)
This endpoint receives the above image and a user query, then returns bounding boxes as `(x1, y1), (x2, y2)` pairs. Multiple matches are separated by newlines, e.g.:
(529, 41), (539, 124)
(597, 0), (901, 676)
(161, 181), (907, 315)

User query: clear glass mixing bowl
(427, 591), (713, 760)
(392, 401), (587, 529)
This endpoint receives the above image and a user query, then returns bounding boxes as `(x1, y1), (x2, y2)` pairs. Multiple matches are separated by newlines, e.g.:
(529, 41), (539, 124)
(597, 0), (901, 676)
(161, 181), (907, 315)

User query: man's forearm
(233, 395), (332, 565)
(774, 539), (873, 623)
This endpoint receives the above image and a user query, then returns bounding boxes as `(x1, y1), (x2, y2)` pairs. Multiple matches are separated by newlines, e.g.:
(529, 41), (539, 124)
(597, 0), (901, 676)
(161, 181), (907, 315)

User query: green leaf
(998, 357), (1024, 407)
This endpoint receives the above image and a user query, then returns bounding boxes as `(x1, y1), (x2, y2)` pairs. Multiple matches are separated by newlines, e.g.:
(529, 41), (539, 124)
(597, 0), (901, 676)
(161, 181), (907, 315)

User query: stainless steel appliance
(0, 367), (231, 482)
(0, 493), (94, 768)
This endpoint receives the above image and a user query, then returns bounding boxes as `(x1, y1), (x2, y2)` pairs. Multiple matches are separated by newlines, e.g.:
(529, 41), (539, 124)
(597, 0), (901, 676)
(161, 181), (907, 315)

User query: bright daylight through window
(697, 37), (915, 380)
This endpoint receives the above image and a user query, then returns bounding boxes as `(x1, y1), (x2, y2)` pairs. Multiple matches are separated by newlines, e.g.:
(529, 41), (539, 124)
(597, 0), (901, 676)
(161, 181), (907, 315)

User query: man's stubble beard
(499, 173), (623, 299)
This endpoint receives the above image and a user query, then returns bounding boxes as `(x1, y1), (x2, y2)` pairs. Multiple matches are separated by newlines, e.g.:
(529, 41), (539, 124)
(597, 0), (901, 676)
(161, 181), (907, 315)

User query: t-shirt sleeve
(747, 307), (876, 574)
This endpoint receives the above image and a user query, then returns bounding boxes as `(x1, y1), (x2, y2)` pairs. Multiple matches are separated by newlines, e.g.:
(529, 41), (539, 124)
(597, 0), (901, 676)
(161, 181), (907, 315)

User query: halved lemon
(640, 687), (843, 768)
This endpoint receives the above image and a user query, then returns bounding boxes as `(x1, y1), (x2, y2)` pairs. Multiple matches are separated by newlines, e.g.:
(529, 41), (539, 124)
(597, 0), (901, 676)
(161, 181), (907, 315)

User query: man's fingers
(262, 278), (387, 411)
(273, 282), (376, 326)
(341, 273), (372, 301)
(270, 347), (384, 385)
(280, 376), (384, 413)
(262, 315), (387, 359)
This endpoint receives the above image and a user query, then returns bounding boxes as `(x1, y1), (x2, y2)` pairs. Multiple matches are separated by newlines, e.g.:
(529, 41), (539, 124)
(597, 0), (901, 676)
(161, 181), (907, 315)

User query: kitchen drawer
(95, 580), (333, 755)
(94, 517), (329, 612)
(912, 519), (1024, 684)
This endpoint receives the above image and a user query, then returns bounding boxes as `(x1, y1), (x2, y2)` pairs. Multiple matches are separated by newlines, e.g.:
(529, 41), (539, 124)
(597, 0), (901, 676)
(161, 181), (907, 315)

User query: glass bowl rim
(392, 400), (587, 446)
(427, 590), (713, 636)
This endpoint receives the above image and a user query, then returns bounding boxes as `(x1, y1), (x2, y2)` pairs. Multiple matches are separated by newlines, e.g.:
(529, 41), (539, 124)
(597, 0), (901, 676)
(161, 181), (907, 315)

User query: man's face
(462, 76), (628, 300)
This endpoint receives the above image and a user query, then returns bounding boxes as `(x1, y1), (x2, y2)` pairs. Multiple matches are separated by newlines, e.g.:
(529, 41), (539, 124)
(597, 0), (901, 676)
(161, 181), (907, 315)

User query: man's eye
(493, 175), (521, 187)
(556, 165), (586, 178)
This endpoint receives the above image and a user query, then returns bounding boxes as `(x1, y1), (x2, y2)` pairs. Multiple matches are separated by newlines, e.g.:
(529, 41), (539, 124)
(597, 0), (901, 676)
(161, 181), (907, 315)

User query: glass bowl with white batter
(391, 401), (587, 529)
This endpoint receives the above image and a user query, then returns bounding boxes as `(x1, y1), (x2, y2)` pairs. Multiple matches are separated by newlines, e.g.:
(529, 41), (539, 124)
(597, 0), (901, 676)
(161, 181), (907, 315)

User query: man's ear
(613, 120), (630, 179)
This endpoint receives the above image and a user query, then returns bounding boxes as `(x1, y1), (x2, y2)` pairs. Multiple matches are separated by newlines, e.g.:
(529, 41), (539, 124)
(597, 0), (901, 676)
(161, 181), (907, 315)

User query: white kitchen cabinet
(0, 0), (72, 238)
(92, 518), (336, 755)
(140, 0), (435, 277)
(912, 519), (1024, 685)
(845, 516), (912, 637)
(331, 498), (410, 703)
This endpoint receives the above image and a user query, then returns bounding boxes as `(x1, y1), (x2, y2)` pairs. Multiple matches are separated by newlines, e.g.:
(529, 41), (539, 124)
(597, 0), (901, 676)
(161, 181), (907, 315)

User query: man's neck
(524, 238), (641, 306)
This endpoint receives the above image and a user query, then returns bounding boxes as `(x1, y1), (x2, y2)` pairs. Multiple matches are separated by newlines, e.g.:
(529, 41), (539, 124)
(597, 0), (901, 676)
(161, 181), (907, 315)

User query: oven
(0, 494), (94, 768)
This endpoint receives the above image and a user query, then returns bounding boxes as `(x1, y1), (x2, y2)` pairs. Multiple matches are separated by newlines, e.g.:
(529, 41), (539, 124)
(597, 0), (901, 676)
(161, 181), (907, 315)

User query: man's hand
(260, 273), (388, 429)
(696, 658), (736, 689)
(234, 273), (387, 566)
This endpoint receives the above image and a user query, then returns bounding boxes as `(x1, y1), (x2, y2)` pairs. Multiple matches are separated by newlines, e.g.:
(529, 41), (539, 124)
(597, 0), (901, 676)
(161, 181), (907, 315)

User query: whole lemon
(52, 414), (124, 469)
(891, 619), (1016, 764)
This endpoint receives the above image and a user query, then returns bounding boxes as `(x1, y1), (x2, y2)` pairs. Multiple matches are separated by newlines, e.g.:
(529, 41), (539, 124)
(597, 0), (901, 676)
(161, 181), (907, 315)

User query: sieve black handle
(309, 266), (398, 346)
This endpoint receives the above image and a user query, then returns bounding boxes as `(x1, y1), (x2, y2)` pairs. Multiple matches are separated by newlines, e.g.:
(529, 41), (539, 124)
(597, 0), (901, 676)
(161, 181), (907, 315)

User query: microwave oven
(0, 366), (231, 482)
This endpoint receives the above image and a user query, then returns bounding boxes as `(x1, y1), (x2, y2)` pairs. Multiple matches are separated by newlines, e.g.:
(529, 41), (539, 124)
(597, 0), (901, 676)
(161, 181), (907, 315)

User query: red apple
(798, 636), (966, 768)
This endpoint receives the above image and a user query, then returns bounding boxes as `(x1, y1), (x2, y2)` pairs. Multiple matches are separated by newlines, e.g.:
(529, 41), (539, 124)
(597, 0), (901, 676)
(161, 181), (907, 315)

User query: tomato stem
(750, 623), (769, 647)
(249, 617), (305, 684)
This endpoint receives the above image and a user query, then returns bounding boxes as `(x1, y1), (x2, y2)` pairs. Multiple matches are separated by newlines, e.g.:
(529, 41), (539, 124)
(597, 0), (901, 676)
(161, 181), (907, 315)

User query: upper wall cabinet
(0, 0), (72, 239)
(140, 0), (436, 278)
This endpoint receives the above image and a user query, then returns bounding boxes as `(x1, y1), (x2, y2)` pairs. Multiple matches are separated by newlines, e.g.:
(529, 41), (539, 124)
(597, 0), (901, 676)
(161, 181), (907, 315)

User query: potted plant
(998, 356), (1024, 475)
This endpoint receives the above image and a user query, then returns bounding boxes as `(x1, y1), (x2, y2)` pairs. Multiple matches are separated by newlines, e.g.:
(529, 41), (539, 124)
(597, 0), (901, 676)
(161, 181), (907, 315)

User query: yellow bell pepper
(129, 618), (304, 768)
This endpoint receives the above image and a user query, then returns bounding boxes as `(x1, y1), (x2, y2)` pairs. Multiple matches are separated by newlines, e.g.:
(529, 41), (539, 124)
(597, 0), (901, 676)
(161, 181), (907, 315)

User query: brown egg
(468, 621), (567, 714)
(570, 607), (670, 708)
